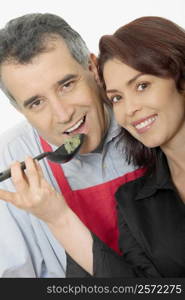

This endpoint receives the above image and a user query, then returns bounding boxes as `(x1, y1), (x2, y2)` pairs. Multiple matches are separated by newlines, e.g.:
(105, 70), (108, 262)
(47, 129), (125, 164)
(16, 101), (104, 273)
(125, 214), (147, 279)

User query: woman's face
(103, 58), (185, 148)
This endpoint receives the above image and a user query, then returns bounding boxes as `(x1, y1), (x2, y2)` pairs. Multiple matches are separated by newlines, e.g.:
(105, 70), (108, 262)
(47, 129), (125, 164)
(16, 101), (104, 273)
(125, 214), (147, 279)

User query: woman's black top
(67, 151), (185, 277)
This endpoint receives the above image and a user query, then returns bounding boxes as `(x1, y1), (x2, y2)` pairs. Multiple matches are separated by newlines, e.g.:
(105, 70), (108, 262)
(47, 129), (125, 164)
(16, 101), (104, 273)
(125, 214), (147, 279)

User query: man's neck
(91, 104), (111, 154)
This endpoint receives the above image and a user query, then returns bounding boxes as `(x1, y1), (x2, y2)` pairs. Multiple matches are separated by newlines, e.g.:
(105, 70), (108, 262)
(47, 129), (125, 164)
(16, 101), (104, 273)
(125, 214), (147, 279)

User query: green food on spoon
(64, 134), (82, 154)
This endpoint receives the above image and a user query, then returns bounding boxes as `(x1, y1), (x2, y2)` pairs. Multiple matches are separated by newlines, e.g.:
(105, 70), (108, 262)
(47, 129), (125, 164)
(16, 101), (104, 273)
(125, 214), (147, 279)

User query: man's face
(1, 39), (106, 153)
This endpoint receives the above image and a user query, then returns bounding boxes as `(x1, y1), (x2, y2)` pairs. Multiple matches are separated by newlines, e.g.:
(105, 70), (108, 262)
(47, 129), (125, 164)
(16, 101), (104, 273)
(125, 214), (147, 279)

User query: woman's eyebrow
(106, 73), (145, 94)
(126, 73), (144, 86)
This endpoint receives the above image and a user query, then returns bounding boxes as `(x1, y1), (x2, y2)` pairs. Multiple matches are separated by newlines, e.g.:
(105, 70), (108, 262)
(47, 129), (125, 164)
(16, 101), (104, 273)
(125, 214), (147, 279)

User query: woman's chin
(140, 138), (162, 149)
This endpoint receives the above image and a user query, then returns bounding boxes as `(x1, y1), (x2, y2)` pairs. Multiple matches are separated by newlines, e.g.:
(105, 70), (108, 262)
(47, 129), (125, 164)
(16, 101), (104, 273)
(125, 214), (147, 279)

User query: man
(0, 13), (142, 277)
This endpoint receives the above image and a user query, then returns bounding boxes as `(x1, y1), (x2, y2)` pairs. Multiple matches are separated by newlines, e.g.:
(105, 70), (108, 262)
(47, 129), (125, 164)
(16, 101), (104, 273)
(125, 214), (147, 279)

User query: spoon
(0, 133), (85, 182)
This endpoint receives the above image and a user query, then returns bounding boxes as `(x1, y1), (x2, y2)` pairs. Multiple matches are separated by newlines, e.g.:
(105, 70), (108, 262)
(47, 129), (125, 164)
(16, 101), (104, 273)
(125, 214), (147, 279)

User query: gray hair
(0, 13), (90, 104)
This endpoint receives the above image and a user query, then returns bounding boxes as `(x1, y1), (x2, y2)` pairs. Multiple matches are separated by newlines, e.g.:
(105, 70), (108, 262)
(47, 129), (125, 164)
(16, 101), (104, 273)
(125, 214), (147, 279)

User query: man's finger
(25, 156), (40, 187)
(11, 161), (28, 192)
(35, 160), (45, 179)
(0, 189), (16, 203)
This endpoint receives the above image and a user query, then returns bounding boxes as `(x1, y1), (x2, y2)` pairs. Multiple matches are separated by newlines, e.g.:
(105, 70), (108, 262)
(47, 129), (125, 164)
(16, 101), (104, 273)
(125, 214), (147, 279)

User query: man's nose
(50, 98), (75, 123)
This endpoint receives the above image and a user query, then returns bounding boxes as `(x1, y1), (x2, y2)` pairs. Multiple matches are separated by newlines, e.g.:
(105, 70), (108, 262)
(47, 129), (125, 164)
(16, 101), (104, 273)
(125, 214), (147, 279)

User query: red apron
(40, 137), (145, 253)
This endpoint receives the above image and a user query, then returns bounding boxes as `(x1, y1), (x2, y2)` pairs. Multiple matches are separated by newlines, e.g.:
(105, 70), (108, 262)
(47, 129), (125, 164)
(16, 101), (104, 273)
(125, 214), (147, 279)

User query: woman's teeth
(135, 116), (157, 130)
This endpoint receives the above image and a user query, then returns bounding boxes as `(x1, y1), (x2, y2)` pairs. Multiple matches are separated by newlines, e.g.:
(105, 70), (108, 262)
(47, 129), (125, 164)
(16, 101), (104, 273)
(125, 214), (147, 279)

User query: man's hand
(0, 157), (93, 274)
(0, 157), (67, 225)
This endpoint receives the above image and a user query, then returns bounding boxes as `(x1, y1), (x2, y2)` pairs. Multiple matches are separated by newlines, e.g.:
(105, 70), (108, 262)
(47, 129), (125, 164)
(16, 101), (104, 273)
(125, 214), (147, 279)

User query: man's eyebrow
(106, 73), (144, 94)
(23, 74), (78, 108)
(23, 95), (40, 108)
(56, 74), (78, 86)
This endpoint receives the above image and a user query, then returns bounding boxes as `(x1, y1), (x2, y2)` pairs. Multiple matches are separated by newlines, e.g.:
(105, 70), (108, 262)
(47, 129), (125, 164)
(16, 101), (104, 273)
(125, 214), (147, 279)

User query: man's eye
(30, 99), (43, 109)
(137, 82), (149, 91)
(61, 81), (74, 92)
(110, 95), (122, 103)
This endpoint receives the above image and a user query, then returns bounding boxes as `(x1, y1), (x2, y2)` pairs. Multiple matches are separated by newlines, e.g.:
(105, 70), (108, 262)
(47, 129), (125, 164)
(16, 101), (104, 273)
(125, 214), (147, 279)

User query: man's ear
(88, 53), (101, 85)
(1, 85), (22, 112)
(9, 99), (22, 112)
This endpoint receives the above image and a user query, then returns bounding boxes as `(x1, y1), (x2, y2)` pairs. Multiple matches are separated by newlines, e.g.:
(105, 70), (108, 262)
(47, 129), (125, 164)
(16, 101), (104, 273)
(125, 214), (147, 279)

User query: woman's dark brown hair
(98, 16), (185, 171)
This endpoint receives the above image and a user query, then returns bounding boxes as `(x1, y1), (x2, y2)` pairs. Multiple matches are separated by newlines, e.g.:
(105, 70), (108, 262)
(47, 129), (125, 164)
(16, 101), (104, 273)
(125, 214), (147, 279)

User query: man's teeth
(65, 118), (84, 133)
(135, 116), (157, 130)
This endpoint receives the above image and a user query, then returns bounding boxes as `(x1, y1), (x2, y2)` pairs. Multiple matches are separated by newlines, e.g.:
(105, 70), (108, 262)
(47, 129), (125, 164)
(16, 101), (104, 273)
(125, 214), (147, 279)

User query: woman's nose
(125, 98), (142, 116)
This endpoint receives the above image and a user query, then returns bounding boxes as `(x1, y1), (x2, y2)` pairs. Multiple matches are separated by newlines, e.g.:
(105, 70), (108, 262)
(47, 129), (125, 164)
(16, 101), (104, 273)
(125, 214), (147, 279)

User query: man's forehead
(1, 41), (80, 81)
(0, 49), (86, 104)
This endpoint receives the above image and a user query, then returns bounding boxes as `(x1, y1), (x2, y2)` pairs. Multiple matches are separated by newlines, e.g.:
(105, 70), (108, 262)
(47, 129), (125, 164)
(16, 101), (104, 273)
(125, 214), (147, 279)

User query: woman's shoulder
(115, 174), (148, 207)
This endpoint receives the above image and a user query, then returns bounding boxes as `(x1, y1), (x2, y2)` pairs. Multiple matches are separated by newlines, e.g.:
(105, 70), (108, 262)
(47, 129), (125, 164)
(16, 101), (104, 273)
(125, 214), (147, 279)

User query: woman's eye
(137, 82), (149, 91)
(110, 95), (122, 103)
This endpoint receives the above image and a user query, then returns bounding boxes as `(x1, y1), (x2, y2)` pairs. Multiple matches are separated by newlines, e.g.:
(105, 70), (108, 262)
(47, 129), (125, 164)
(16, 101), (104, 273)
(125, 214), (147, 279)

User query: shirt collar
(104, 105), (122, 145)
(135, 150), (174, 200)
(87, 104), (122, 154)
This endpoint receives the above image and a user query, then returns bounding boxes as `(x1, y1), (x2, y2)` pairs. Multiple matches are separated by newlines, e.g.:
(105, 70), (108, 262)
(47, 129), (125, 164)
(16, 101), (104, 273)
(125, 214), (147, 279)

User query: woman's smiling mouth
(132, 114), (158, 134)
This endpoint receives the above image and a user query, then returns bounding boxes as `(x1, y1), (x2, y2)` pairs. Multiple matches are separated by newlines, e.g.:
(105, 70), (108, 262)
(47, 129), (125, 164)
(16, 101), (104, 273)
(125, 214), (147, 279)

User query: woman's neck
(161, 128), (185, 176)
(162, 142), (185, 204)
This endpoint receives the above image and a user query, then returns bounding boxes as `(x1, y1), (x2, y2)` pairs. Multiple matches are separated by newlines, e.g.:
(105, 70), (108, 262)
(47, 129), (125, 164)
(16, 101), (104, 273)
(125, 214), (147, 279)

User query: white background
(0, 0), (184, 135)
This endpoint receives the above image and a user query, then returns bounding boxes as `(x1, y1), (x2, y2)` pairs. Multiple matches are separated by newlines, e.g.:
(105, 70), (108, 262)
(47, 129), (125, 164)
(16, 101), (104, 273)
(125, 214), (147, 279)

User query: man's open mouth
(63, 116), (86, 134)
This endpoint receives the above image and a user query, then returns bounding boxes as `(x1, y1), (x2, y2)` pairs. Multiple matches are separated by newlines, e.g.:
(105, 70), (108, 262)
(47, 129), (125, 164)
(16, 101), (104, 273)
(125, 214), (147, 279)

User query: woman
(0, 16), (185, 277)
(95, 16), (185, 277)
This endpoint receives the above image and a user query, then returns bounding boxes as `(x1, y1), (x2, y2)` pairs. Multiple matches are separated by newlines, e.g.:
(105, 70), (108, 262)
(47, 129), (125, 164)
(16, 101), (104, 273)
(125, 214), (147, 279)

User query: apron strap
(39, 136), (72, 195)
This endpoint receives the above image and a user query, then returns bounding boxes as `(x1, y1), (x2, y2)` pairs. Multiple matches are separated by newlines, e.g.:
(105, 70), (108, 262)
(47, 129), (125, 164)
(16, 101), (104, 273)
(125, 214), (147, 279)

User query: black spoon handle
(0, 151), (51, 182)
